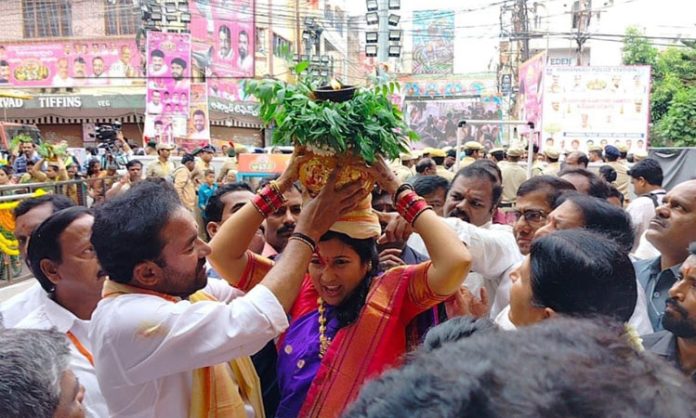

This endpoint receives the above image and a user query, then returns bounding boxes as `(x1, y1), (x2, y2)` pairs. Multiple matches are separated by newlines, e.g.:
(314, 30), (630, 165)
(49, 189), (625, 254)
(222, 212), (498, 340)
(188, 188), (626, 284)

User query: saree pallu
(296, 262), (446, 418)
(235, 253), (450, 418)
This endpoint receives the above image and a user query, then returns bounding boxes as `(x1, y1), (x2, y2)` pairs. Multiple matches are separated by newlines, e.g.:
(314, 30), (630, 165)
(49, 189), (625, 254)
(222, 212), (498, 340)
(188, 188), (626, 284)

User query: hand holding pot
(365, 154), (400, 196)
(277, 146), (311, 193)
(295, 167), (367, 241)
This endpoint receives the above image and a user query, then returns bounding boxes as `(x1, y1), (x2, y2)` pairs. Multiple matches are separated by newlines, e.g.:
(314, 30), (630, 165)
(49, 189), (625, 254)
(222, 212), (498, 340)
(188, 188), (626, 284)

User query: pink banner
(144, 32), (192, 144)
(186, 83), (210, 141)
(190, 0), (255, 79)
(0, 40), (142, 88)
(518, 52), (546, 129)
(146, 32), (192, 117)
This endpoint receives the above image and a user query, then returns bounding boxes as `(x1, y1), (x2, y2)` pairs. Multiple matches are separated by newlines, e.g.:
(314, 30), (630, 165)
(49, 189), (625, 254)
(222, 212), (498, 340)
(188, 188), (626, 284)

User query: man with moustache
(407, 175), (575, 318)
(204, 182), (280, 416)
(18, 207), (109, 417)
(643, 242), (696, 382)
(218, 25), (233, 60)
(89, 56), (108, 86)
(12, 141), (40, 174)
(171, 58), (189, 89)
(407, 162), (520, 314)
(88, 171), (361, 417)
(634, 179), (696, 331)
(237, 30), (253, 72)
(148, 49), (168, 76)
(0, 195), (74, 328)
(261, 181), (303, 259)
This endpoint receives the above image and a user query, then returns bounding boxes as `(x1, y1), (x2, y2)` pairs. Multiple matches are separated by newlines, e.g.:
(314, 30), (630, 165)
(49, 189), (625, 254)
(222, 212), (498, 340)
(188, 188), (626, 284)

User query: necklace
(317, 297), (332, 359)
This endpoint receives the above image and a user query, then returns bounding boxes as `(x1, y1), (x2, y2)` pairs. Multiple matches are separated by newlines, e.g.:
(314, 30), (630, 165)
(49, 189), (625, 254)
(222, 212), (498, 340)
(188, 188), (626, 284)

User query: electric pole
(377, 0), (389, 65)
(575, 0), (590, 65)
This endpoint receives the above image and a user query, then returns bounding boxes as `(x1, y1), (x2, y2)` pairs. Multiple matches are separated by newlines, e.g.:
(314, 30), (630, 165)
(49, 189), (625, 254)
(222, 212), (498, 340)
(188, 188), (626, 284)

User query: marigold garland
(0, 189), (48, 257)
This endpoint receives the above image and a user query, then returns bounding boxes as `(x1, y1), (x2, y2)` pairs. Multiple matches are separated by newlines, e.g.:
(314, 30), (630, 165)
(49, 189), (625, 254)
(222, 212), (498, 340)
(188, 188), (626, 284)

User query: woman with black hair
(208, 151), (472, 418)
(535, 192), (635, 253)
(508, 229), (637, 327)
(496, 194), (651, 334)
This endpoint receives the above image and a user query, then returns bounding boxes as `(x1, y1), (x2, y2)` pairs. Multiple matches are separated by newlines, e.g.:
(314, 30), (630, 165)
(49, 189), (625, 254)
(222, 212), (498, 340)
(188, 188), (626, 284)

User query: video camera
(90, 121), (122, 145)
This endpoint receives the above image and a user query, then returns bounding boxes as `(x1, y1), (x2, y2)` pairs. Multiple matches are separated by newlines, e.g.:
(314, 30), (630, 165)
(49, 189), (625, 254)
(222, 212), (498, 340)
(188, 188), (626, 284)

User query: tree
(623, 26), (696, 147)
(622, 26), (657, 67)
(655, 88), (696, 146)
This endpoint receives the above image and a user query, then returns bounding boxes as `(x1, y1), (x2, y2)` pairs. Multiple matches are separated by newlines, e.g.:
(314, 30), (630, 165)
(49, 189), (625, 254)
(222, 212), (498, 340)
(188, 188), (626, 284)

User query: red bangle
(251, 194), (273, 217)
(257, 184), (284, 213)
(411, 203), (433, 225)
(395, 191), (422, 214)
(396, 190), (432, 224)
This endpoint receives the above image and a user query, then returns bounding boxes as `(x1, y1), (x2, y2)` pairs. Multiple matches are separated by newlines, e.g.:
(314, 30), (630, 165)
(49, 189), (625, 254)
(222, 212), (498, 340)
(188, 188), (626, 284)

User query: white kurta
(16, 297), (109, 418)
(0, 281), (48, 328)
(626, 191), (664, 253)
(494, 284), (654, 336)
(407, 218), (522, 318)
(89, 280), (288, 418)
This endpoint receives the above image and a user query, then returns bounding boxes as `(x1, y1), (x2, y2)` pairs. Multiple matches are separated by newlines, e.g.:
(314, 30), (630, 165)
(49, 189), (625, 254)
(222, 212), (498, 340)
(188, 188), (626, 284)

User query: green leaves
(243, 73), (418, 162)
(294, 61), (310, 75)
(623, 26), (696, 147)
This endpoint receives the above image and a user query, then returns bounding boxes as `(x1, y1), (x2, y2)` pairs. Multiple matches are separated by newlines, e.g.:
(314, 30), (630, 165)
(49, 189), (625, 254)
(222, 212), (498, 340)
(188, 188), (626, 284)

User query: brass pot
(298, 152), (374, 197)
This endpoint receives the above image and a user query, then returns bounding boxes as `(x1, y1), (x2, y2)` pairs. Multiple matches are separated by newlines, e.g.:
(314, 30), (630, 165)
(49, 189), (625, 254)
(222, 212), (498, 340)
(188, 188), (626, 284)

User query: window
(23, 0), (72, 38)
(572, 0), (592, 30)
(335, 8), (344, 35)
(106, 0), (140, 35)
(272, 33), (292, 58)
(256, 27), (267, 54)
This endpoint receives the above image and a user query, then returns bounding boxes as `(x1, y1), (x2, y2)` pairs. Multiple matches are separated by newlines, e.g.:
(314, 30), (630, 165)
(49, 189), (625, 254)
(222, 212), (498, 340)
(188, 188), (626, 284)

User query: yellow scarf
(102, 280), (265, 418)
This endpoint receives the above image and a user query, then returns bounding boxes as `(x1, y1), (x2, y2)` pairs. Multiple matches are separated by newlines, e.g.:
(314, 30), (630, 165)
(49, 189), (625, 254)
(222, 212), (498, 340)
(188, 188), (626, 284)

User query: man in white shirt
(218, 25), (233, 60)
(189, 109), (210, 139)
(148, 49), (168, 77)
(409, 162), (517, 307)
(88, 56), (109, 86)
(19, 207), (109, 417)
(146, 90), (164, 115)
(237, 30), (253, 73)
(108, 45), (135, 78)
(171, 57), (190, 90)
(0, 328), (87, 417)
(0, 194), (74, 328)
(627, 158), (666, 253)
(408, 175), (576, 318)
(52, 57), (75, 87)
(89, 177), (360, 417)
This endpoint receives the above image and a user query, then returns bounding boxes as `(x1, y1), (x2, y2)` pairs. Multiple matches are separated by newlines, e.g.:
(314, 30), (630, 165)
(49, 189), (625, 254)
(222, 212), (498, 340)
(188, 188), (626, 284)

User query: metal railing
(0, 176), (119, 207)
(0, 176), (117, 286)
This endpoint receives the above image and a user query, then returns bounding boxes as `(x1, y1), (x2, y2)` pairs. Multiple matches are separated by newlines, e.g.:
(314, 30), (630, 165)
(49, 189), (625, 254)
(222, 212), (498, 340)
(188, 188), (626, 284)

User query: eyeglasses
(511, 209), (547, 225)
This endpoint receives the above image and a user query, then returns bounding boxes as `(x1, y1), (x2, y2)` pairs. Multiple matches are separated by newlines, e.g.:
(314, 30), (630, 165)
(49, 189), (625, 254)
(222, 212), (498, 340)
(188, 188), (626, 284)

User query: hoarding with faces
(0, 40), (141, 88)
(541, 66), (651, 153)
(190, 0), (255, 82)
(144, 32), (192, 143)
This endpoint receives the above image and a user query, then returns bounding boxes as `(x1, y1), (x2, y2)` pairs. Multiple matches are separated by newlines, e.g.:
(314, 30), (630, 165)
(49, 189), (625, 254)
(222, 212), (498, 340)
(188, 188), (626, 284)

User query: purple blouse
(275, 305), (340, 418)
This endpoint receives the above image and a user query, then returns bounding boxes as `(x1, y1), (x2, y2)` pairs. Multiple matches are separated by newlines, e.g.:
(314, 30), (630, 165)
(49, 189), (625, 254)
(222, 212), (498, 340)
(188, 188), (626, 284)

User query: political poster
(174, 83), (211, 153)
(412, 10), (455, 75)
(518, 52), (546, 130)
(190, 0), (255, 82)
(144, 32), (191, 144)
(404, 97), (503, 149)
(0, 40), (141, 88)
(541, 66), (651, 153)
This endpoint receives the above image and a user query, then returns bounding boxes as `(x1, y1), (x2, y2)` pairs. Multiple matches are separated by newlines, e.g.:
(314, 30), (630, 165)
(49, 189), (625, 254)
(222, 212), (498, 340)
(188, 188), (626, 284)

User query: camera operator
(93, 122), (133, 170)
(106, 159), (143, 200)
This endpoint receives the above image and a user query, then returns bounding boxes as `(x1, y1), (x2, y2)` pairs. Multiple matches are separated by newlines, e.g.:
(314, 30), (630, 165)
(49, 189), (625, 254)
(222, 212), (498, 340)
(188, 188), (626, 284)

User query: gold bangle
(289, 235), (315, 252)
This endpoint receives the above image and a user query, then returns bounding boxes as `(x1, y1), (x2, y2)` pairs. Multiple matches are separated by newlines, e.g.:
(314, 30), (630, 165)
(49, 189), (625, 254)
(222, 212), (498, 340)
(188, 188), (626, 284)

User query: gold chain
(317, 297), (332, 359)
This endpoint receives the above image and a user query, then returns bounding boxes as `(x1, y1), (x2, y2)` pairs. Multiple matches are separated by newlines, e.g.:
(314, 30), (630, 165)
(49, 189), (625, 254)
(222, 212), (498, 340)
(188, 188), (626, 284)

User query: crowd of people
(0, 139), (695, 418)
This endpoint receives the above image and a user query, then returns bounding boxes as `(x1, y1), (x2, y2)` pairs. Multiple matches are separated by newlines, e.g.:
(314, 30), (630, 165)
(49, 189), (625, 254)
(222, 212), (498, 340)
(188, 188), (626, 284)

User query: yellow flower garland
(0, 189), (48, 257)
